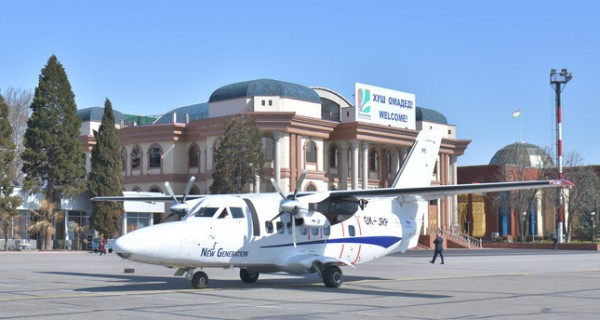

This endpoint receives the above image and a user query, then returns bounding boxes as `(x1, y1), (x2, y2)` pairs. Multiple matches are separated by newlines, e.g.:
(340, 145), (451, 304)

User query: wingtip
(550, 179), (574, 188)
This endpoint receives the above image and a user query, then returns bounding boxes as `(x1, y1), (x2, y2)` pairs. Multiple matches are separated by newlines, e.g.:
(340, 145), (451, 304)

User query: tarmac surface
(0, 248), (599, 319)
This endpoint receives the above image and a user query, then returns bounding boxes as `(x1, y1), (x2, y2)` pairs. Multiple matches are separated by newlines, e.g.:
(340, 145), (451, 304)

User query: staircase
(440, 229), (482, 248)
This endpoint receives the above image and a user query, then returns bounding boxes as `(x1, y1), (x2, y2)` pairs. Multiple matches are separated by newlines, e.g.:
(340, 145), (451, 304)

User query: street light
(591, 212), (596, 242)
(550, 68), (573, 244)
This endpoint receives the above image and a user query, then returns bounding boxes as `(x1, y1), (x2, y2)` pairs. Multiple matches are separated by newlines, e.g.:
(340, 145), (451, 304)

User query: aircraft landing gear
(239, 269), (259, 283)
(191, 271), (209, 289)
(322, 265), (343, 288)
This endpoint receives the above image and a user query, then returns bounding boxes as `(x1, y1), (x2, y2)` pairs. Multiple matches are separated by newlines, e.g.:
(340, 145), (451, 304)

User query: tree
(28, 199), (61, 251)
(0, 93), (23, 250)
(210, 114), (264, 194)
(562, 152), (600, 242)
(2, 87), (32, 185)
(21, 55), (86, 249)
(88, 99), (124, 238)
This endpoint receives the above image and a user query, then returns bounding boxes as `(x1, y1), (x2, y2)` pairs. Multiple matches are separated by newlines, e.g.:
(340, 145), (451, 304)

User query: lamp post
(550, 68), (572, 244)
(592, 212), (596, 242)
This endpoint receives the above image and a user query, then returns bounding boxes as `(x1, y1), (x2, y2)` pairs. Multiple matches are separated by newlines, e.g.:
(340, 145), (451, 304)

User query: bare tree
(2, 87), (32, 185)
(562, 152), (600, 242)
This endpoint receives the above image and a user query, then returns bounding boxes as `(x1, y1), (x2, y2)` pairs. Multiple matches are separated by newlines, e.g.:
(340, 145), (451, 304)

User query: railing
(430, 228), (482, 248)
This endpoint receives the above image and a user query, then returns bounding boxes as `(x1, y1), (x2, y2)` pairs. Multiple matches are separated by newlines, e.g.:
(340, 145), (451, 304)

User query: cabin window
(276, 222), (284, 234)
(311, 228), (320, 236)
(194, 207), (219, 218)
(230, 207), (244, 219)
(300, 227), (308, 235)
(348, 225), (356, 237)
(323, 226), (331, 236)
(265, 221), (274, 233)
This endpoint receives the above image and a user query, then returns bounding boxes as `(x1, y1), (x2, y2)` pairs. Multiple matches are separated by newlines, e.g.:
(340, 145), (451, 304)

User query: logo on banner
(357, 88), (372, 120)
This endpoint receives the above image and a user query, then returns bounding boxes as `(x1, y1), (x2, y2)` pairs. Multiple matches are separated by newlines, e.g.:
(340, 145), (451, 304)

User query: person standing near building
(430, 232), (444, 264)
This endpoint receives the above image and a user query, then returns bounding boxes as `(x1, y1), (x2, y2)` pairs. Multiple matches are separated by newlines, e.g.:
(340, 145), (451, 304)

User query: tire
(240, 269), (259, 283)
(191, 271), (209, 289)
(323, 265), (343, 288)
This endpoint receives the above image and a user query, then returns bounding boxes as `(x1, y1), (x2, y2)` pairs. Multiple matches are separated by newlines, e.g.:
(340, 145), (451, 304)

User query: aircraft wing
(92, 194), (205, 202)
(317, 179), (572, 203)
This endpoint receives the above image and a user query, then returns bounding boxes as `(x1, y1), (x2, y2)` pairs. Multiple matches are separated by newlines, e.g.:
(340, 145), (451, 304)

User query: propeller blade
(270, 177), (287, 200)
(269, 211), (285, 223)
(293, 171), (307, 199)
(164, 181), (178, 203)
(182, 176), (196, 202)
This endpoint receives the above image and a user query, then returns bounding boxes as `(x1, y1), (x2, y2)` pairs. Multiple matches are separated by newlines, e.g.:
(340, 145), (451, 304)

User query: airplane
(93, 129), (572, 289)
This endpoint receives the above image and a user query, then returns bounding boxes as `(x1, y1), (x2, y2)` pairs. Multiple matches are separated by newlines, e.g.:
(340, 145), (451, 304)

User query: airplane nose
(113, 229), (159, 259)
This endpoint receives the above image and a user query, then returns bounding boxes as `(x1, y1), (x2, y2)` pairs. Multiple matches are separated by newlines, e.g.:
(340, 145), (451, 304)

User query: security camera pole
(550, 68), (572, 244)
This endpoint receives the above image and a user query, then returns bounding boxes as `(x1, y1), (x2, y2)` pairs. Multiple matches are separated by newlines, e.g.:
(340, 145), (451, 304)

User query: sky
(1, 0), (598, 167)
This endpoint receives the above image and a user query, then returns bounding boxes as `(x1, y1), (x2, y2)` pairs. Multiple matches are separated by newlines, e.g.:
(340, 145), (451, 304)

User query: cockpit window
(194, 207), (219, 218)
(230, 207), (244, 219)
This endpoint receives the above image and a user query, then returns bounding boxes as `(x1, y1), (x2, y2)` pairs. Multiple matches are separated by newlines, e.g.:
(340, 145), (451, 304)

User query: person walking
(430, 232), (444, 264)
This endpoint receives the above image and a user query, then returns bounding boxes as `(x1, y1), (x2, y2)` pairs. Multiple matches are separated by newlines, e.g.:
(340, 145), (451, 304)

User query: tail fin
(392, 129), (442, 252)
(391, 129), (442, 188)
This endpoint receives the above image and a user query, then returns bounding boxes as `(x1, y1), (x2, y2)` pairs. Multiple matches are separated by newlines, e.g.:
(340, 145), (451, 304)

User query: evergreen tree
(88, 99), (124, 238)
(0, 93), (23, 250)
(21, 55), (86, 249)
(210, 114), (264, 194)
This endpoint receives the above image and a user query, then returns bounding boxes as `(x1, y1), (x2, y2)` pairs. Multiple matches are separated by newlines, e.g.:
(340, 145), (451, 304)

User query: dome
(416, 107), (448, 124)
(77, 106), (126, 123)
(489, 142), (554, 168)
(209, 79), (321, 104)
(153, 103), (208, 124)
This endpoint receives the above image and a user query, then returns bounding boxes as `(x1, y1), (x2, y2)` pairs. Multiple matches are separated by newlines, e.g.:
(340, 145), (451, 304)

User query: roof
(209, 79), (322, 103)
(416, 107), (448, 124)
(153, 103), (209, 124)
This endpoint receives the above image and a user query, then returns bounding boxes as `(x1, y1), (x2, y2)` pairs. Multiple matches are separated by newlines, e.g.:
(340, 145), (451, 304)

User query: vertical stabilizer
(391, 129), (442, 189)
(392, 129), (442, 252)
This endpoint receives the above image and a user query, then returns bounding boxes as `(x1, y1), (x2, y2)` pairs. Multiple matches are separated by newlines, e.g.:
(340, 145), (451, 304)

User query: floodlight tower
(550, 68), (572, 244)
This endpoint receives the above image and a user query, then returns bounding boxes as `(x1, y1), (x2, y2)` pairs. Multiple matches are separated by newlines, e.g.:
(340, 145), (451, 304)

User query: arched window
(149, 144), (162, 168)
(305, 140), (317, 163)
(329, 145), (338, 169)
(149, 186), (162, 193)
(305, 183), (317, 192)
(131, 145), (142, 169)
(120, 148), (127, 171)
(261, 136), (274, 161)
(369, 149), (379, 172)
(188, 145), (199, 168)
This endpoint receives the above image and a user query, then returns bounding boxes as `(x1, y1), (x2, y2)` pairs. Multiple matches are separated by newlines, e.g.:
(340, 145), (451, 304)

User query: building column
(351, 140), (360, 190)
(449, 155), (459, 230)
(273, 132), (282, 183)
(362, 141), (369, 189)
(340, 142), (349, 190)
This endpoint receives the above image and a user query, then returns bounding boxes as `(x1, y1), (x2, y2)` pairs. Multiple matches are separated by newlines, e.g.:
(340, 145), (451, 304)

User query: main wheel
(191, 271), (209, 289)
(239, 269), (259, 283)
(323, 265), (343, 288)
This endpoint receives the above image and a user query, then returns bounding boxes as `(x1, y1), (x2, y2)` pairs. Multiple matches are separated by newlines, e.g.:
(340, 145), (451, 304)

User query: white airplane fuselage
(114, 193), (414, 275)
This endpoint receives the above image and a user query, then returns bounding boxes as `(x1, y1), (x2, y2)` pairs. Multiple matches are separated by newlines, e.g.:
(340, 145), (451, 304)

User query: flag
(512, 109), (521, 118)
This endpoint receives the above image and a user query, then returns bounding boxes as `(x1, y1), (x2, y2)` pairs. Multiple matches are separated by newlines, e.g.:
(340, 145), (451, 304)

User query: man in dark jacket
(430, 232), (444, 264)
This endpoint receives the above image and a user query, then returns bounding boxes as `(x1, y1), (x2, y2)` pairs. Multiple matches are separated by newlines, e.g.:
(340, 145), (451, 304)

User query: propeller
(164, 176), (196, 221)
(270, 172), (330, 247)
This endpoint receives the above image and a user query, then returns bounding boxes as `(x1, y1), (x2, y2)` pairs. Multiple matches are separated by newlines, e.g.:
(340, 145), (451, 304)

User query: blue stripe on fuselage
(259, 236), (402, 249)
